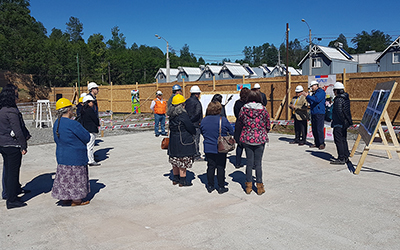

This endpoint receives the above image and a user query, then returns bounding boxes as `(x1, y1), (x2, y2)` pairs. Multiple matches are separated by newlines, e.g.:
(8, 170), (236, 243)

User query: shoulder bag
(217, 117), (236, 153)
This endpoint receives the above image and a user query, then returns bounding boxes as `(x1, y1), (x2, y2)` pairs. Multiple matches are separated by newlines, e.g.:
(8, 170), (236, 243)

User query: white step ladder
(35, 100), (53, 128)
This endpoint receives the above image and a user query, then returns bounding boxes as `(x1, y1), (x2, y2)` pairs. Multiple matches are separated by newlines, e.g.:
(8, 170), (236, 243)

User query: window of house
(312, 58), (322, 68)
(393, 52), (400, 64)
(160, 75), (164, 79)
(205, 72), (211, 78)
(222, 71), (229, 78)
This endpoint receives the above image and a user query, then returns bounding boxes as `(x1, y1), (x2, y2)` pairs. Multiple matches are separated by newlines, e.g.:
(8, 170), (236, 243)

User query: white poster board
(308, 75), (336, 98)
(200, 93), (240, 117)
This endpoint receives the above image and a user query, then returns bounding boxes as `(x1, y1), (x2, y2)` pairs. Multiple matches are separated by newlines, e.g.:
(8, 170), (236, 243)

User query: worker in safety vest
(150, 90), (167, 137)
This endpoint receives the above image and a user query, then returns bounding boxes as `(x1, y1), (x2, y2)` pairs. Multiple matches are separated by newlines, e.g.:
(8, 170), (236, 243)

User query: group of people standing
(164, 84), (270, 195)
(289, 80), (353, 164)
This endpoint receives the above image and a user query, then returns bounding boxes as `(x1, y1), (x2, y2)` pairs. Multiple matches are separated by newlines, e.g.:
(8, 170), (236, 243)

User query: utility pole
(76, 53), (80, 96)
(286, 23), (290, 120)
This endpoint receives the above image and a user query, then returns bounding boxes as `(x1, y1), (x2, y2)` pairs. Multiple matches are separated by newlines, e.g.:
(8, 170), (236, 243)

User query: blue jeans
(154, 114), (166, 135)
(244, 144), (265, 183)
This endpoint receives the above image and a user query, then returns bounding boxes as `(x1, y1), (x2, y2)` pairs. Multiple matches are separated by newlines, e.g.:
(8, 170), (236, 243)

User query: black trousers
(333, 127), (349, 160)
(294, 118), (307, 143)
(0, 146), (22, 202)
(205, 153), (227, 188)
(311, 114), (325, 147)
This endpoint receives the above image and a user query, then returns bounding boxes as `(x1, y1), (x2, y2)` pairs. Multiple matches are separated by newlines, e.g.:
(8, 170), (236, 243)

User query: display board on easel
(350, 80), (400, 174)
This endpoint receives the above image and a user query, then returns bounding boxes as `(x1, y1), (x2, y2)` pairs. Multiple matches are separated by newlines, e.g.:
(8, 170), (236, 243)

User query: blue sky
(29, 0), (400, 64)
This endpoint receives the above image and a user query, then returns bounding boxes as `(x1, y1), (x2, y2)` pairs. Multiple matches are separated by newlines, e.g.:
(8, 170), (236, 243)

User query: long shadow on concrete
(20, 172), (55, 202)
(95, 147), (114, 162)
(229, 171), (246, 192)
(360, 167), (400, 177)
(305, 150), (334, 161)
(86, 179), (106, 201)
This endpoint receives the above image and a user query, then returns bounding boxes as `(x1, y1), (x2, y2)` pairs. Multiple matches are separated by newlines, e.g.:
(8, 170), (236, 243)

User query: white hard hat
(295, 85), (304, 92)
(333, 82), (345, 90)
(156, 90), (163, 95)
(253, 83), (261, 89)
(310, 80), (319, 86)
(82, 95), (95, 103)
(80, 93), (87, 98)
(190, 85), (201, 93)
(87, 82), (99, 91)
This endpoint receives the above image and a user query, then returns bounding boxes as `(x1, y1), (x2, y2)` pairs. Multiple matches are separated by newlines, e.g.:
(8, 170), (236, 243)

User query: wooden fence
(48, 71), (400, 124)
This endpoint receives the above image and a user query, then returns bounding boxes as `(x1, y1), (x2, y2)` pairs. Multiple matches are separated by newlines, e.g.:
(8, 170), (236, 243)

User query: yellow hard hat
(172, 94), (186, 105)
(78, 97), (84, 103)
(56, 98), (73, 110)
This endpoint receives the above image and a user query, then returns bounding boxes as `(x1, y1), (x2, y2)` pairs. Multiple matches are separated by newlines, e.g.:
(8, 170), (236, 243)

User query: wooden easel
(350, 81), (400, 174)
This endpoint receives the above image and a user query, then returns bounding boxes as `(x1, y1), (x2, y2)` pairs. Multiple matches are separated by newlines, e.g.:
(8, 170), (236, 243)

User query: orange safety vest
(153, 98), (166, 114)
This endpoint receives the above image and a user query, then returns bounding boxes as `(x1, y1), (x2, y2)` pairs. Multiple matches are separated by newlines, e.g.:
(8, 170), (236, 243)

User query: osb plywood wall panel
(48, 71), (400, 123)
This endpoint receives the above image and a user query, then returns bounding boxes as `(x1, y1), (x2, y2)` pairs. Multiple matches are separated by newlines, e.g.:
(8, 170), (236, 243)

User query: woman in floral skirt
(51, 98), (91, 206)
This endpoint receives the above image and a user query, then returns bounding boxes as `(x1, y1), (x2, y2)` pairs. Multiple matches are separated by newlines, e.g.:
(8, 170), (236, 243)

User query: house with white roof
(197, 65), (222, 81)
(351, 51), (381, 72)
(375, 35), (400, 72)
(218, 62), (250, 79)
(268, 65), (302, 77)
(176, 66), (203, 82)
(298, 44), (358, 75)
(154, 68), (179, 83)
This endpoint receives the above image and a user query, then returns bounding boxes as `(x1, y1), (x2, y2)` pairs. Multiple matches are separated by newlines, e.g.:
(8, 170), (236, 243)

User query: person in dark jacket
(330, 82), (353, 165)
(200, 101), (234, 194)
(302, 80), (326, 149)
(52, 98), (91, 206)
(253, 83), (268, 107)
(81, 95), (100, 166)
(167, 94), (197, 187)
(211, 94), (227, 117)
(0, 84), (30, 209)
(167, 84), (183, 110)
(185, 85), (203, 160)
(87, 82), (99, 118)
(233, 87), (250, 168)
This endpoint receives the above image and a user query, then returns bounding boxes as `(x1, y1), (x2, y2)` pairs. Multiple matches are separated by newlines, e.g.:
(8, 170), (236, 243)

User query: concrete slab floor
(1, 131), (400, 250)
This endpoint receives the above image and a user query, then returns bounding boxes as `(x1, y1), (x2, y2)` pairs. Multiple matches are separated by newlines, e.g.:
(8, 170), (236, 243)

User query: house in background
(352, 51), (381, 72)
(176, 66), (203, 82)
(298, 44), (358, 75)
(154, 68), (179, 83)
(268, 65), (302, 77)
(242, 63), (259, 78)
(218, 62), (250, 79)
(376, 35), (400, 72)
(197, 65), (222, 81)
(257, 64), (274, 77)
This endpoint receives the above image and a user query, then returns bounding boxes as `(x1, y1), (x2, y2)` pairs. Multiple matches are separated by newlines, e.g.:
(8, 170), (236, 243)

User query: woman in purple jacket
(238, 90), (270, 195)
(200, 101), (234, 194)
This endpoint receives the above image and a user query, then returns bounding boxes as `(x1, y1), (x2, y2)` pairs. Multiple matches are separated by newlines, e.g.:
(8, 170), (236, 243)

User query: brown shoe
(309, 144), (318, 148)
(71, 200), (90, 207)
(256, 183), (265, 195)
(319, 145), (325, 150)
(245, 182), (252, 194)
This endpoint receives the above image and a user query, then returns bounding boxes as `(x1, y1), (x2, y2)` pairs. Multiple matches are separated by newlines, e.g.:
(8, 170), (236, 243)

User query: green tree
(351, 30), (392, 53)
(65, 16), (83, 42)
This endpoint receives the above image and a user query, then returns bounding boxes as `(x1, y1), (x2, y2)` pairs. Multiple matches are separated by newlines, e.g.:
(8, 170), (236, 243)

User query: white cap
(333, 82), (345, 90)
(295, 85), (304, 92)
(87, 82), (99, 91)
(310, 80), (319, 86)
(83, 95), (95, 103)
(156, 90), (163, 95)
(253, 83), (261, 89)
(80, 93), (87, 98)
(190, 85), (201, 93)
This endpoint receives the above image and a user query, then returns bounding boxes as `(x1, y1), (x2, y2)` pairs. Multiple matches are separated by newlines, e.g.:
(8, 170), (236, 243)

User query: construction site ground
(1, 129), (400, 249)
